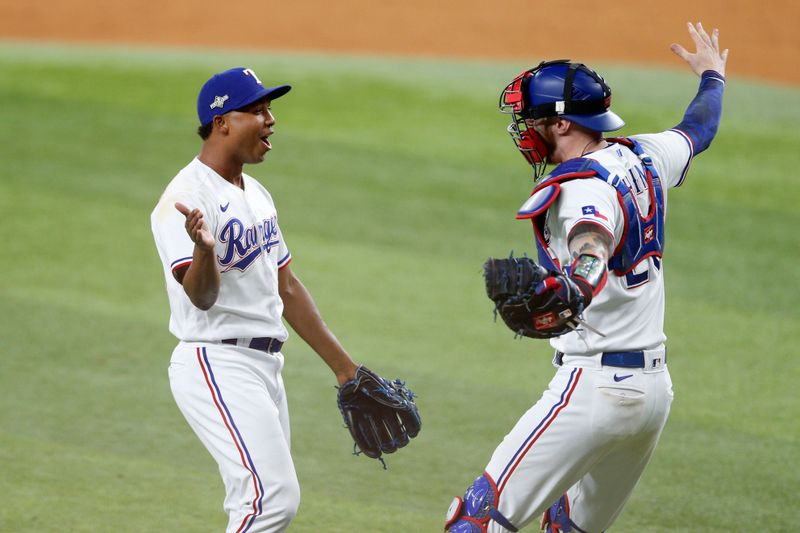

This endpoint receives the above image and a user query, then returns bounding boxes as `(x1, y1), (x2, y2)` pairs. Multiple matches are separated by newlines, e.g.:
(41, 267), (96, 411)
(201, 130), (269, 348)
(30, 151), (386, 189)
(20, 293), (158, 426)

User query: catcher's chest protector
(516, 138), (666, 275)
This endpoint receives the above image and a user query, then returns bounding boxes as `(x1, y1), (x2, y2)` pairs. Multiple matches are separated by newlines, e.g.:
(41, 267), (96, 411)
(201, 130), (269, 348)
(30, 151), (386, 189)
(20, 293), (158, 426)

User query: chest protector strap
(515, 138), (665, 275)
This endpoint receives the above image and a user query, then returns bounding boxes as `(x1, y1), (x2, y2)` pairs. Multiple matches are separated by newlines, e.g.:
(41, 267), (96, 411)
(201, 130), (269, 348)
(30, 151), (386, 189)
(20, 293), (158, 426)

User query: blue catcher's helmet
(499, 60), (624, 180)
(523, 60), (625, 132)
(524, 60), (624, 132)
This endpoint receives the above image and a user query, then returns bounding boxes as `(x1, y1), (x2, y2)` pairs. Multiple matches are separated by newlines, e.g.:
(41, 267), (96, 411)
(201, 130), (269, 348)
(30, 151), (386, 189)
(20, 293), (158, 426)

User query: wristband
(570, 254), (608, 303)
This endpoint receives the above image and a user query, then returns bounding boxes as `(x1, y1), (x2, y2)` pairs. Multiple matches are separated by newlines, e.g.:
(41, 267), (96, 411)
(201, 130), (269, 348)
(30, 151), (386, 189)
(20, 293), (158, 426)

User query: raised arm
(670, 22), (729, 154)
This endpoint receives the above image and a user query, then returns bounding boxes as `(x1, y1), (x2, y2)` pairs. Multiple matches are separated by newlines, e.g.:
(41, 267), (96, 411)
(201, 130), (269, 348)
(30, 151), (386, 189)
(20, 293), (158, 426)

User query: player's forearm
(280, 273), (357, 384)
(567, 224), (612, 303)
(568, 223), (612, 264)
(673, 70), (725, 154)
(182, 246), (221, 310)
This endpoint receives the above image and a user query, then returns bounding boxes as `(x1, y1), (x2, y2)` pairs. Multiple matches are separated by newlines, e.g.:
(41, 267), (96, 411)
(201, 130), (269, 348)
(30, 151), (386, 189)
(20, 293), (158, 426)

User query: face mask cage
(499, 69), (550, 181)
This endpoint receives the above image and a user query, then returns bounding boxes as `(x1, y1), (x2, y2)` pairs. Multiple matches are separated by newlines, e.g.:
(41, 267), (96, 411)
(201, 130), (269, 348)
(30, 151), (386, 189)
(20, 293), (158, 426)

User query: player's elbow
(180, 266), (221, 310)
(186, 288), (219, 310)
(192, 299), (216, 311)
(676, 123), (718, 154)
(193, 295), (218, 311)
(277, 266), (301, 302)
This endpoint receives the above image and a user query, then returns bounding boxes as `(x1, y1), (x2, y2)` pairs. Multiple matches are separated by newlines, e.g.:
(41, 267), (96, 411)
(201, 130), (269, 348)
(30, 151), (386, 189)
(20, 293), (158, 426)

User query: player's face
(226, 98), (276, 164)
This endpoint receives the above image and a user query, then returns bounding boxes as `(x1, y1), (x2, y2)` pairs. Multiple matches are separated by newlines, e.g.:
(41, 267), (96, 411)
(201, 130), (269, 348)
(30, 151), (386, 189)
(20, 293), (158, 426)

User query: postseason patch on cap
(210, 94), (229, 110)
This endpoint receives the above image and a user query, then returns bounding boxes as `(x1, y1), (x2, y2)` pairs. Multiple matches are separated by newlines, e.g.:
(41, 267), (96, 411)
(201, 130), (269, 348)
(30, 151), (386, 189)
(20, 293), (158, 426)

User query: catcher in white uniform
(445, 24), (727, 532)
(151, 67), (419, 532)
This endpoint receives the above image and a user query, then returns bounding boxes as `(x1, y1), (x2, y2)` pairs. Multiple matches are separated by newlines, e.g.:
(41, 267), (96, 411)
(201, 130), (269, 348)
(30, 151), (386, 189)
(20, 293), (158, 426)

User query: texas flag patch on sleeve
(581, 205), (608, 221)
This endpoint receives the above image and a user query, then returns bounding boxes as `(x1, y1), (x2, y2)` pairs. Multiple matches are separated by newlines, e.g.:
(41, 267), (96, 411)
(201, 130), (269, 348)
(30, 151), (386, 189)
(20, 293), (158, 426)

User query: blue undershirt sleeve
(672, 70), (725, 155)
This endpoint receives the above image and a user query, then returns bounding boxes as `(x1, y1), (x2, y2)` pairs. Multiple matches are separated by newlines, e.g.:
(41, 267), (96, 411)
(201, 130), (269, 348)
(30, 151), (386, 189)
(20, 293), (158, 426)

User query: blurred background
(1, 1), (798, 532)
(1, 0), (798, 84)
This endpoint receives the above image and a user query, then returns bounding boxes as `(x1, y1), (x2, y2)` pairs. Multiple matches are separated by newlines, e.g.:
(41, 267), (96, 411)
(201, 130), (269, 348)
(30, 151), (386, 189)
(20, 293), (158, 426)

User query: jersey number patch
(624, 257), (661, 289)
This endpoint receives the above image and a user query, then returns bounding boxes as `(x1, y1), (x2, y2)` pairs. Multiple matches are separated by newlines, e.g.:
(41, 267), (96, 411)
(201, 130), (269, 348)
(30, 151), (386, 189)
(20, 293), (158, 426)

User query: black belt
(221, 337), (284, 353)
(554, 350), (664, 368)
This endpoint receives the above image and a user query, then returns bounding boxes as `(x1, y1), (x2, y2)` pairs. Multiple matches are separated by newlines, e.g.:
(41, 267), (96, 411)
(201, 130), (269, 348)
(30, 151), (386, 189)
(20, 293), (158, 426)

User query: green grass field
(1, 42), (798, 532)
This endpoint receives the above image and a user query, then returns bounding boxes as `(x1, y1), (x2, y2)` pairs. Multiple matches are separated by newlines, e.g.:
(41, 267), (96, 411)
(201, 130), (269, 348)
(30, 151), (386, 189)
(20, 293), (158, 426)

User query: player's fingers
(189, 208), (206, 223)
(185, 212), (205, 235)
(687, 22), (708, 50)
(191, 216), (208, 235)
(184, 210), (198, 227)
(175, 202), (191, 216)
(695, 22), (712, 46)
(686, 21), (701, 43)
(670, 43), (690, 61)
(711, 28), (720, 52)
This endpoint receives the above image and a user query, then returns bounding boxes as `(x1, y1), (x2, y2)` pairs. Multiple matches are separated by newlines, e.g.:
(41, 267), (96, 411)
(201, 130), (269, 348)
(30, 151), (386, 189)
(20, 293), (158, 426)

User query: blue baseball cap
(197, 67), (291, 126)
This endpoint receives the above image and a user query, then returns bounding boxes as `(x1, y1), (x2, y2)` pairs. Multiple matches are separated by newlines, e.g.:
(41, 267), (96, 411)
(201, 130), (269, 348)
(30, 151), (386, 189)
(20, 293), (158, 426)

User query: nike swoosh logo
(220, 202), (230, 212)
(613, 374), (633, 382)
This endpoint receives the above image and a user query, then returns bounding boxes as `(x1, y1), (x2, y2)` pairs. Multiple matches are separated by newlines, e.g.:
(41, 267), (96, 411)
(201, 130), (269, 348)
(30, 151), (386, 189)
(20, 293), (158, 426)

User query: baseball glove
(336, 366), (421, 464)
(483, 254), (587, 339)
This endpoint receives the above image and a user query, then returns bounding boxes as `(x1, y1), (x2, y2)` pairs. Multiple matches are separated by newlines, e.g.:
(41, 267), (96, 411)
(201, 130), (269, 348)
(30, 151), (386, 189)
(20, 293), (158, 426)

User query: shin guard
(445, 473), (518, 532)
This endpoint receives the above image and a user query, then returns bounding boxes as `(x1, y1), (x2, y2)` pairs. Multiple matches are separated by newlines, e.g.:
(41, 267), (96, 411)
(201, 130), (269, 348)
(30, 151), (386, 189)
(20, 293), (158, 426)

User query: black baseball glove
(483, 254), (587, 339)
(336, 366), (421, 464)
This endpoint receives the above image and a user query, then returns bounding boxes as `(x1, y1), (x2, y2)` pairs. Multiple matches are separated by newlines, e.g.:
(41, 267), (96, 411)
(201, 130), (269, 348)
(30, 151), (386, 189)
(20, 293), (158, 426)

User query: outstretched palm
(671, 22), (729, 77)
(175, 202), (215, 250)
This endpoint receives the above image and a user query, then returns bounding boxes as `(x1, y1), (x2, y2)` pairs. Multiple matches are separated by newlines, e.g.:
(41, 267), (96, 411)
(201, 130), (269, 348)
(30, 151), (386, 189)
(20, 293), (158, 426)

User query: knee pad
(445, 473), (518, 532)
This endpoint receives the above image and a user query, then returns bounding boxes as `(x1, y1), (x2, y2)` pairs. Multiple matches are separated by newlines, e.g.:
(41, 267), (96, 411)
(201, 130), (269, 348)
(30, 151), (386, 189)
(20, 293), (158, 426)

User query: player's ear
(555, 118), (572, 135)
(212, 114), (229, 135)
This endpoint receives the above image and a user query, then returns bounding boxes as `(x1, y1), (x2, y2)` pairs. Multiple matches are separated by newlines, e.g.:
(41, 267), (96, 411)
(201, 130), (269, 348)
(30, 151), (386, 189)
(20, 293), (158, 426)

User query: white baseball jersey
(462, 131), (692, 533)
(546, 130), (693, 355)
(151, 157), (292, 342)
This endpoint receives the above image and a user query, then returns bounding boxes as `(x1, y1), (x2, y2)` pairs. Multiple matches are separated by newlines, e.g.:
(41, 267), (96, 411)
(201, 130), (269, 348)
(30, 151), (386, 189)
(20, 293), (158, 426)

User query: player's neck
(198, 150), (245, 189)
(555, 134), (607, 162)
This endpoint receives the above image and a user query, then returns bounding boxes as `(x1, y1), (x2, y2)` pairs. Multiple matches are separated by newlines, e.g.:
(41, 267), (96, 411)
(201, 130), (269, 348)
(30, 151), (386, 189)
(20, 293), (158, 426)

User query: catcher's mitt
(336, 366), (421, 464)
(483, 254), (587, 339)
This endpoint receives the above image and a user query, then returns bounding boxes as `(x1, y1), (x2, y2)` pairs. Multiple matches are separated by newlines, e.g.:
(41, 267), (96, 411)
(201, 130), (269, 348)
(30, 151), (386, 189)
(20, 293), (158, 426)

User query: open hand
(175, 202), (215, 250)
(670, 22), (729, 77)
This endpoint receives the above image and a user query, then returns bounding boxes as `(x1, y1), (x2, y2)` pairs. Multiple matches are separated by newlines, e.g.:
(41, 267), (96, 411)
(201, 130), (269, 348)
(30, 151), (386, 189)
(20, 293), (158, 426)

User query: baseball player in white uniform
(445, 23), (727, 532)
(151, 67), (361, 532)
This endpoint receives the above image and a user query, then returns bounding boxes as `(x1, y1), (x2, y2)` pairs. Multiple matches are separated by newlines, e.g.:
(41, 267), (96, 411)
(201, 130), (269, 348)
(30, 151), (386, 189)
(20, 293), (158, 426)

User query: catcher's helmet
(499, 60), (624, 179)
(522, 60), (624, 132)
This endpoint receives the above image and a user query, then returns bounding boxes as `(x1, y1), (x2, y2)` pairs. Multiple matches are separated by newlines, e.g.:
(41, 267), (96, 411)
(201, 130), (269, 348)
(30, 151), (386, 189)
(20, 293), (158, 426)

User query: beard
(540, 131), (558, 164)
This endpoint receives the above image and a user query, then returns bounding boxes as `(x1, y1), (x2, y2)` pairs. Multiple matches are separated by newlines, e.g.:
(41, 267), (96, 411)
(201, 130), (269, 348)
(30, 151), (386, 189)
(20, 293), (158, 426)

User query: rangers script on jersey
(151, 158), (292, 343)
